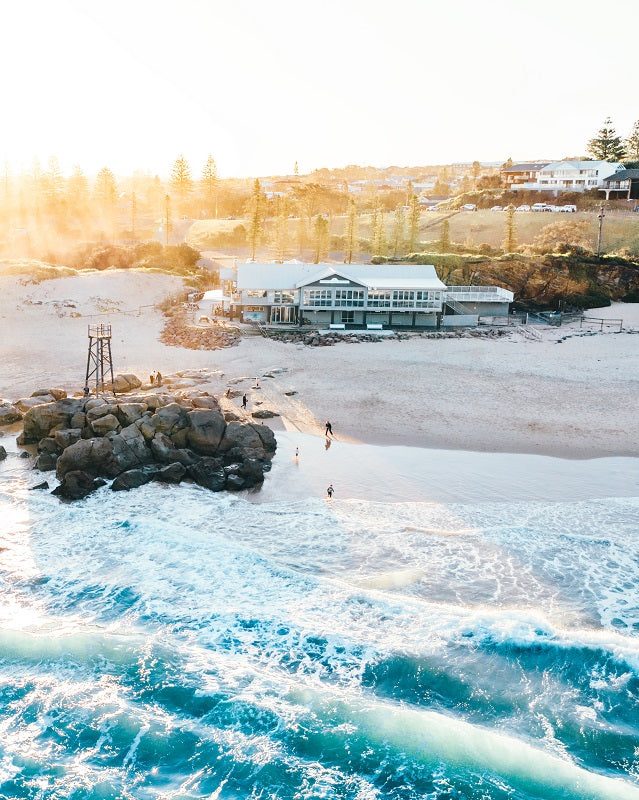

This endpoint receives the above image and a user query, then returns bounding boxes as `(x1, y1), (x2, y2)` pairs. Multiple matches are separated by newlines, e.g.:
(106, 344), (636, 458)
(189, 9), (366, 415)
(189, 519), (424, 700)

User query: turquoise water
(1, 433), (639, 799)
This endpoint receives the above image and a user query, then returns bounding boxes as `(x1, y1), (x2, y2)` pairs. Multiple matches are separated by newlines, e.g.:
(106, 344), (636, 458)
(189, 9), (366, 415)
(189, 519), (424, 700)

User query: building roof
(236, 262), (446, 291)
(539, 160), (623, 172)
(602, 169), (639, 182)
(502, 162), (549, 173)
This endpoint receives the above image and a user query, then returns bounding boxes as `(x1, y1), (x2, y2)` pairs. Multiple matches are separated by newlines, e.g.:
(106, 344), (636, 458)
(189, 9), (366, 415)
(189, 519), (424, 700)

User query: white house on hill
(231, 263), (512, 329)
(509, 160), (624, 194)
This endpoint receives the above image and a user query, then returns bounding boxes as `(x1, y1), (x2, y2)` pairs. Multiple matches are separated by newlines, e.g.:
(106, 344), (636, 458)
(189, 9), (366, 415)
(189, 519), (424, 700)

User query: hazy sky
(2, 0), (637, 178)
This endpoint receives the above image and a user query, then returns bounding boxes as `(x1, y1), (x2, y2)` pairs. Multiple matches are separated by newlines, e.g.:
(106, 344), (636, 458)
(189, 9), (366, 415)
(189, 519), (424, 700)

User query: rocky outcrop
(12, 382), (277, 501)
(0, 445), (7, 461)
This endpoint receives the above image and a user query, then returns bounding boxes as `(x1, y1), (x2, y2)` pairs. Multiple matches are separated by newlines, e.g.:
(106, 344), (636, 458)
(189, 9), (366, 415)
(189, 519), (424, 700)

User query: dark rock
(56, 437), (114, 478)
(0, 445), (6, 461)
(91, 414), (120, 436)
(21, 398), (85, 443)
(157, 462), (186, 483)
(69, 412), (86, 429)
(171, 448), (198, 466)
(226, 474), (245, 490)
(154, 403), (189, 436)
(191, 396), (220, 410)
(30, 481), (49, 490)
(187, 457), (226, 491)
(115, 403), (147, 426)
(239, 457), (268, 487)
(37, 437), (60, 455)
(86, 403), (116, 422)
(223, 411), (241, 422)
(52, 470), (103, 500)
(251, 409), (280, 419)
(104, 424), (152, 476)
(186, 409), (227, 455)
(34, 452), (57, 471)
(19, 451), (31, 459)
(53, 428), (83, 450)
(218, 421), (264, 455)
(252, 424), (277, 455)
(149, 432), (176, 462)
(111, 466), (157, 491)
(0, 403), (22, 425)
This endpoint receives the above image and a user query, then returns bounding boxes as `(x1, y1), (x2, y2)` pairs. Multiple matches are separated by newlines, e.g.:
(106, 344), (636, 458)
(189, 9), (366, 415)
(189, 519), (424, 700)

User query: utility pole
(164, 194), (170, 247)
(597, 203), (605, 260)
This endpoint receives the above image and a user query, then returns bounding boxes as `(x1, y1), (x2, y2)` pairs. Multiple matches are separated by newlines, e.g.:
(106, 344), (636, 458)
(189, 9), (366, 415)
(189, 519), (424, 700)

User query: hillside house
(509, 161), (623, 194)
(600, 169), (639, 201)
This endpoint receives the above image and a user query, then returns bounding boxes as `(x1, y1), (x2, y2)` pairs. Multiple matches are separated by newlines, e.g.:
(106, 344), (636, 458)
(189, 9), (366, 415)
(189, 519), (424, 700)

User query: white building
(231, 263), (512, 329)
(511, 160), (623, 194)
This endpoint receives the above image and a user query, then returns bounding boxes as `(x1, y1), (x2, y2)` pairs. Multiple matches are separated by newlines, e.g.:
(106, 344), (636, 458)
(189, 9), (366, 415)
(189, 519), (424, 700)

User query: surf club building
(230, 262), (513, 330)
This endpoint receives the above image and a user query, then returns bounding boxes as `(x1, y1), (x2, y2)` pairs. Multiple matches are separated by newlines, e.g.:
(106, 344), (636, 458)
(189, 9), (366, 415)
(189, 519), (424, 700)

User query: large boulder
(191, 396), (220, 410)
(154, 403), (189, 436)
(186, 409), (226, 455)
(0, 446), (7, 461)
(91, 414), (120, 436)
(86, 403), (116, 422)
(29, 388), (67, 401)
(157, 462), (186, 483)
(111, 466), (157, 492)
(21, 398), (86, 443)
(217, 421), (265, 456)
(149, 432), (176, 462)
(251, 409), (280, 419)
(16, 395), (57, 412)
(113, 373), (142, 392)
(52, 470), (106, 500)
(104, 424), (152, 476)
(53, 428), (83, 450)
(34, 452), (57, 471)
(253, 424), (277, 455)
(187, 457), (226, 491)
(0, 403), (22, 426)
(56, 437), (114, 478)
(116, 403), (147, 426)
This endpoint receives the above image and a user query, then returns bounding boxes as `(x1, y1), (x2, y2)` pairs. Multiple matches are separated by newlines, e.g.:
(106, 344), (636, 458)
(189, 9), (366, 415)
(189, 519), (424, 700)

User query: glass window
(341, 311), (354, 324)
(334, 289), (364, 307)
(367, 290), (392, 307)
(274, 290), (295, 304)
(392, 290), (415, 307)
(302, 289), (332, 307)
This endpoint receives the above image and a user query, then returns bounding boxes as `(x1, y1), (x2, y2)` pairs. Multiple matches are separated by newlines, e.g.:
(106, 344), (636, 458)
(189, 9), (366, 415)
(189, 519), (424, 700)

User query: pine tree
(170, 155), (193, 212)
(472, 160), (481, 188)
(200, 155), (218, 217)
(391, 203), (405, 258)
(312, 214), (329, 263)
(587, 118), (626, 161)
(371, 204), (386, 258)
(67, 165), (88, 219)
(246, 179), (264, 261)
(94, 167), (117, 215)
(503, 205), (517, 253)
(439, 218), (451, 253)
(271, 196), (290, 263)
(344, 198), (358, 264)
(625, 120), (639, 161)
(407, 193), (420, 253)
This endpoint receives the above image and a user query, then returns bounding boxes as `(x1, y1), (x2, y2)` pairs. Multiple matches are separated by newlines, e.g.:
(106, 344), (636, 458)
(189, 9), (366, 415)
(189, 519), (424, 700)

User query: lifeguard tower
(85, 324), (116, 396)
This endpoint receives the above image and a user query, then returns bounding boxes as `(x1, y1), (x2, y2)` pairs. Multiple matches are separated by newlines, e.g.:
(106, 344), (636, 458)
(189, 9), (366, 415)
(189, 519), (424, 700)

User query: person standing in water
(325, 421), (333, 436)
(327, 484), (334, 499)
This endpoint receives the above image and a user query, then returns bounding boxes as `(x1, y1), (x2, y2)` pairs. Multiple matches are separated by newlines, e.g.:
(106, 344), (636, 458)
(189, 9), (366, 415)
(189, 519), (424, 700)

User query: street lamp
(597, 203), (606, 260)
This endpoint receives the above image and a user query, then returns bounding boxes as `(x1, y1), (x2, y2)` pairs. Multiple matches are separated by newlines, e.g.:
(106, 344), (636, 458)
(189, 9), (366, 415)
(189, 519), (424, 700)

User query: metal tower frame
(85, 324), (116, 396)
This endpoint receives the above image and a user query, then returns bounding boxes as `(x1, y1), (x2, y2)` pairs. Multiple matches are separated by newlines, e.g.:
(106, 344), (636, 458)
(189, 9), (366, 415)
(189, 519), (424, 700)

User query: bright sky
(1, 0), (636, 179)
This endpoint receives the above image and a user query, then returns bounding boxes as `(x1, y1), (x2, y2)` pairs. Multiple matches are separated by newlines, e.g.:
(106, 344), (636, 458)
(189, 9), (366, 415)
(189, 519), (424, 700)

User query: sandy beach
(1, 268), (638, 459)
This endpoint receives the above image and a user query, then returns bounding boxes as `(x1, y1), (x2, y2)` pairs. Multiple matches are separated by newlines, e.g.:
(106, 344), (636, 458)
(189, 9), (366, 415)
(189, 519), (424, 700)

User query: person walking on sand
(242, 392), (248, 410)
(156, 371), (162, 387)
(149, 374), (154, 386)
(327, 484), (334, 499)
(325, 420), (333, 437)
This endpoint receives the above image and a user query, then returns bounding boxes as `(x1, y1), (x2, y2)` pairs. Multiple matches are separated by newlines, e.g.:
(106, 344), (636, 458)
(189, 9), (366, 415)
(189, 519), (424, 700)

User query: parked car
(558, 204), (577, 213)
(490, 205), (502, 211)
(532, 203), (552, 212)
(516, 204), (531, 212)
(461, 203), (477, 211)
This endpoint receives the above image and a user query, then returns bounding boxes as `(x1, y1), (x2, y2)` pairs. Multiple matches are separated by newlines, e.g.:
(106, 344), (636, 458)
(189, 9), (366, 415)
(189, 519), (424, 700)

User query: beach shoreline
(1, 269), (638, 461)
